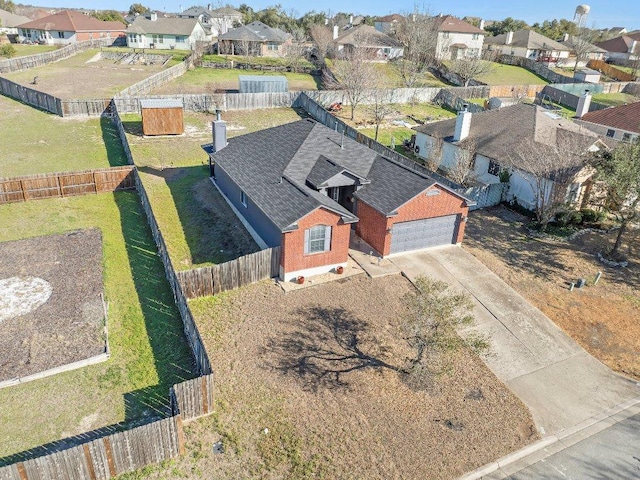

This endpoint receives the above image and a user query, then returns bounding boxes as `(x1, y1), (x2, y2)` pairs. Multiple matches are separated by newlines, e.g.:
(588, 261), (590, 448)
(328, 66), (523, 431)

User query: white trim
(281, 262), (348, 282)
(210, 178), (269, 250)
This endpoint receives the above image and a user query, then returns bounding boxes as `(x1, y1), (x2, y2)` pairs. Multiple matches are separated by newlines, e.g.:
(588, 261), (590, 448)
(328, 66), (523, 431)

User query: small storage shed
(140, 99), (184, 136)
(238, 75), (288, 93)
(574, 68), (601, 83)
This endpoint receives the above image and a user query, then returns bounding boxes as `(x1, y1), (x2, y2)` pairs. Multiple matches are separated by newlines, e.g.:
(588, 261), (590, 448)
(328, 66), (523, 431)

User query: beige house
(433, 15), (486, 60)
(218, 21), (291, 57)
(485, 29), (571, 64)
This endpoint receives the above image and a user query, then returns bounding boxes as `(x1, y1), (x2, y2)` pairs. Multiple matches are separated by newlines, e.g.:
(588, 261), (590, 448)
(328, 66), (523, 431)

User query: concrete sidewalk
(390, 246), (639, 437)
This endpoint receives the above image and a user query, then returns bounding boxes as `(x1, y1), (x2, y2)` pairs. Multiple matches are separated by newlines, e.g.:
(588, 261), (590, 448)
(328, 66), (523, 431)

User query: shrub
(580, 208), (605, 224)
(0, 44), (17, 59)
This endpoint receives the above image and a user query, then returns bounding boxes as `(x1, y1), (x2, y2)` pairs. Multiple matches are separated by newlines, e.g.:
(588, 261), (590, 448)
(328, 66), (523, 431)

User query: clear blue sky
(27, 0), (640, 30)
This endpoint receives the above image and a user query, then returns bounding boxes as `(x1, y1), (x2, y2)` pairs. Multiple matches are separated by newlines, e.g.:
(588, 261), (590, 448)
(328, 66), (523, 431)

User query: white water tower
(573, 4), (590, 27)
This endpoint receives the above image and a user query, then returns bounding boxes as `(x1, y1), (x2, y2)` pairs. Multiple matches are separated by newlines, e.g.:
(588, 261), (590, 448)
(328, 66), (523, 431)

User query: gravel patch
(0, 229), (106, 382)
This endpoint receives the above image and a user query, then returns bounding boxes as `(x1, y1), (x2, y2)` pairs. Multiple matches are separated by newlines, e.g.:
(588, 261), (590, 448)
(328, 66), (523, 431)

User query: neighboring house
(15, 10), (125, 45)
(485, 29), (571, 63)
(595, 33), (640, 62)
(204, 117), (472, 281)
(574, 100), (640, 143)
(126, 12), (207, 50)
(413, 103), (603, 211)
(332, 24), (403, 60)
(433, 15), (486, 60)
(218, 21), (291, 56)
(178, 5), (243, 37)
(0, 9), (31, 38)
(558, 34), (607, 67)
(374, 13), (403, 34)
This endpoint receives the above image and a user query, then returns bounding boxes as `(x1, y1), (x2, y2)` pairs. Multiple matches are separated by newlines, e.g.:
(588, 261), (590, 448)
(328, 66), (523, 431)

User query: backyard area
(150, 67), (321, 94)
(7, 44), (60, 57)
(123, 108), (305, 269)
(474, 63), (548, 85)
(591, 92), (640, 107)
(0, 95), (126, 177)
(2, 49), (168, 99)
(127, 274), (536, 479)
(464, 206), (640, 380)
(0, 192), (197, 461)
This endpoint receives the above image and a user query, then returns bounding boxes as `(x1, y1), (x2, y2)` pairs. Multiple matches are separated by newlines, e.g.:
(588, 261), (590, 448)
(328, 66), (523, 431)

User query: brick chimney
(453, 104), (472, 142)
(575, 90), (592, 118)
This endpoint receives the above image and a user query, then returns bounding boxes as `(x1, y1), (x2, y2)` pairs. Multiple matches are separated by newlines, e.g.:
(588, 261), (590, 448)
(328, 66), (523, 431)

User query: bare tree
(309, 24), (333, 64)
(366, 82), (395, 142)
(448, 139), (478, 186)
(447, 58), (494, 86)
(504, 131), (597, 231)
(323, 46), (377, 120)
(392, 13), (440, 87)
(563, 29), (600, 72)
(283, 27), (308, 72)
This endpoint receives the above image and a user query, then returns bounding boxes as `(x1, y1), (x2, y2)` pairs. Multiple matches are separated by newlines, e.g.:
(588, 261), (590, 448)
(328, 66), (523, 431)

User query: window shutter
(324, 226), (332, 251)
(304, 228), (310, 254)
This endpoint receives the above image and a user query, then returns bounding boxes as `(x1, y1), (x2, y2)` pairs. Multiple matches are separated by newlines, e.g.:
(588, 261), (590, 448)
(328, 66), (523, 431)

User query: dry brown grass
(464, 206), (640, 379)
(133, 274), (536, 479)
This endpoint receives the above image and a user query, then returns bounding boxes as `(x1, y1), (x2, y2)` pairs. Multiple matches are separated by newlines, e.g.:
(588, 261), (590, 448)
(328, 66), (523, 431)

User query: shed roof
(140, 98), (183, 109)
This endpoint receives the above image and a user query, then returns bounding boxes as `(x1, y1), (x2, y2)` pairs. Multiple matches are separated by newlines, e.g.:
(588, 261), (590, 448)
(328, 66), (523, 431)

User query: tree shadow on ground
(138, 164), (259, 267)
(265, 306), (401, 392)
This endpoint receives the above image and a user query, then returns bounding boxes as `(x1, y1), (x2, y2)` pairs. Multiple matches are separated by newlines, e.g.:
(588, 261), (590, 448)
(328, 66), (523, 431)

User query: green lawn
(103, 45), (190, 64)
(0, 192), (196, 460)
(8, 44), (60, 57)
(0, 95), (127, 178)
(202, 53), (315, 70)
(372, 62), (448, 88)
(123, 108), (302, 269)
(475, 63), (548, 85)
(151, 67), (321, 94)
(591, 92), (640, 107)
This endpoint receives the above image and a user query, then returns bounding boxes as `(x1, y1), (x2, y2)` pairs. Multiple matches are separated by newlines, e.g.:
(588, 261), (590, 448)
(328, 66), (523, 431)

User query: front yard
(464, 206), (640, 379)
(129, 274), (536, 479)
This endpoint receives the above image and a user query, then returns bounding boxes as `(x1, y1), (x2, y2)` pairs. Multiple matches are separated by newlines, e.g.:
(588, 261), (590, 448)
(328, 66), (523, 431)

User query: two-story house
(433, 15), (486, 60)
(178, 5), (243, 37)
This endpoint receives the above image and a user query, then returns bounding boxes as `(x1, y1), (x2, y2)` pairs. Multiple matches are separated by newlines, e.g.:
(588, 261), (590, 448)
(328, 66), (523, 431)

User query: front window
(606, 129), (615, 138)
(622, 133), (632, 142)
(57, 31), (64, 38)
(266, 42), (279, 51)
(472, 33), (479, 40)
(240, 190), (247, 207)
(305, 225), (331, 254)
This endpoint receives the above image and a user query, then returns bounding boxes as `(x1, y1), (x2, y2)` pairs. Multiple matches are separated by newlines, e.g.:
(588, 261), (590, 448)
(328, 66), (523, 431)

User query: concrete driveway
(391, 246), (639, 437)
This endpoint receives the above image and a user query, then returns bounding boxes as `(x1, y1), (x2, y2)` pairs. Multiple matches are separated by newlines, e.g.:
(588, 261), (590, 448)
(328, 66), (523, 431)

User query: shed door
(389, 215), (458, 254)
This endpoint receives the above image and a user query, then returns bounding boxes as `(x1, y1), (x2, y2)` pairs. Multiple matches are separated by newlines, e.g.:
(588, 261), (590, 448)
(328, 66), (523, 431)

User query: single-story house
(204, 117), (472, 281)
(413, 103), (604, 211)
(485, 29), (571, 63)
(433, 15), (486, 60)
(595, 33), (640, 62)
(332, 24), (404, 60)
(558, 34), (607, 68)
(178, 5), (243, 37)
(218, 21), (291, 57)
(16, 10), (126, 45)
(574, 100), (640, 143)
(126, 12), (207, 50)
(0, 9), (31, 38)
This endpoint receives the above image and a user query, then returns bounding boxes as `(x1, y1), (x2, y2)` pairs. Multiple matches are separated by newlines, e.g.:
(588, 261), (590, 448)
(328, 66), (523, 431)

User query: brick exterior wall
(280, 207), (351, 276)
(356, 185), (469, 256)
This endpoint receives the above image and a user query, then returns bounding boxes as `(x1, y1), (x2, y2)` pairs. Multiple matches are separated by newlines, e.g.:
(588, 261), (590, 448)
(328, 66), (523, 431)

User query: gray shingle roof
(485, 29), (570, 51)
(334, 24), (403, 48)
(211, 119), (465, 231)
(354, 157), (437, 216)
(414, 103), (600, 172)
(218, 21), (290, 42)
(127, 16), (200, 35)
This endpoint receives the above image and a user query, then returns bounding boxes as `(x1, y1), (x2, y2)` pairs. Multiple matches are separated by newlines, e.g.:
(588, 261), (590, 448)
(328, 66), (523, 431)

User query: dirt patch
(464, 206), (640, 379)
(3, 51), (166, 99)
(0, 229), (106, 382)
(156, 275), (537, 479)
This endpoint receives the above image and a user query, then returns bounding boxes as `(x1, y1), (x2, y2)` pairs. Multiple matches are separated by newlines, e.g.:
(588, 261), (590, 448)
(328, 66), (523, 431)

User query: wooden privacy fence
(0, 376), (215, 480)
(0, 166), (135, 204)
(538, 85), (609, 112)
(118, 55), (192, 97)
(176, 247), (281, 299)
(0, 39), (113, 74)
(587, 60), (636, 82)
(0, 77), (62, 115)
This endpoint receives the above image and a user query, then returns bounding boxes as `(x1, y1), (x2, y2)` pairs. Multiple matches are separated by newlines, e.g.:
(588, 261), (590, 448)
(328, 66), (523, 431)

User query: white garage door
(389, 215), (458, 254)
